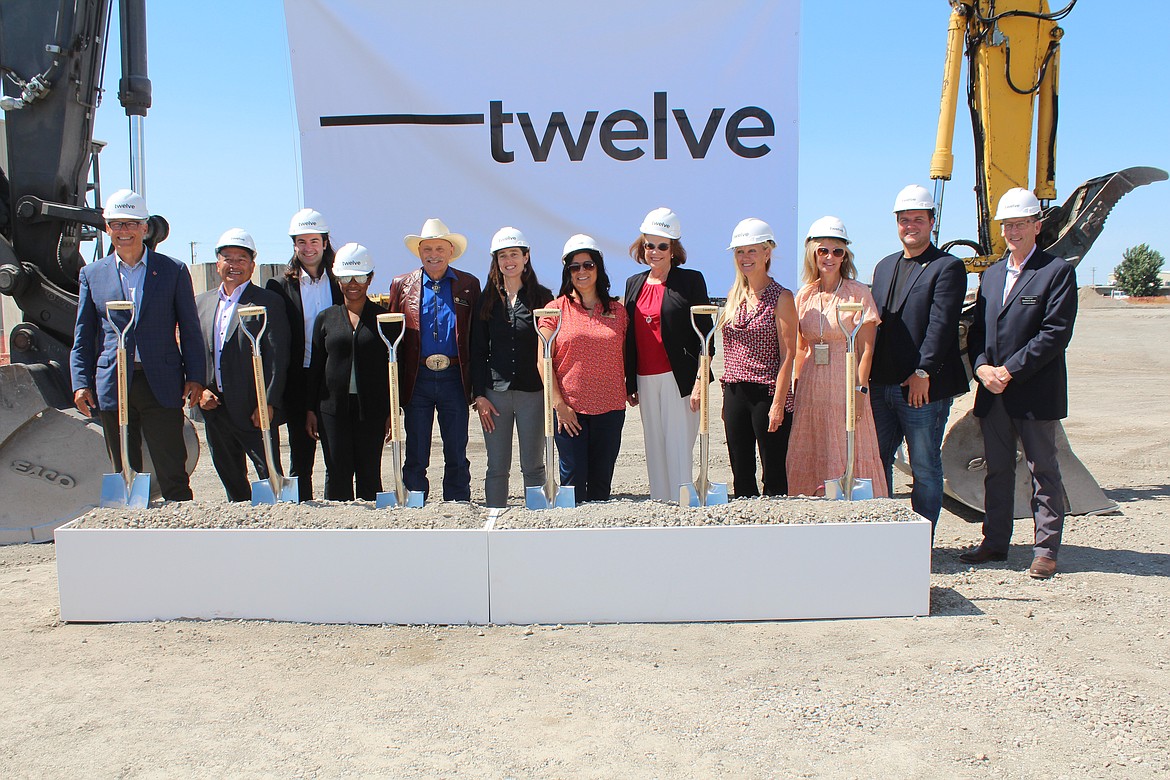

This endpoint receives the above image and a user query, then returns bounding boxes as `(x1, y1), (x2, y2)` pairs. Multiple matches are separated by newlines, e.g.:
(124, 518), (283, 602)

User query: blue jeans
(554, 409), (625, 502)
(403, 366), (471, 501)
(870, 385), (952, 527)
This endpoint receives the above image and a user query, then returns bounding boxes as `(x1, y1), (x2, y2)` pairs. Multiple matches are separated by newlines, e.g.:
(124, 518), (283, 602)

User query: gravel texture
(73, 496), (920, 531)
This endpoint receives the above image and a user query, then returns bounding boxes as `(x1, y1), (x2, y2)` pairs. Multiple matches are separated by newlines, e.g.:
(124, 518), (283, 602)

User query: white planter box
(488, 521), (932, 624)
(55, 524), (490, 624)
(55, 517), (930, 624)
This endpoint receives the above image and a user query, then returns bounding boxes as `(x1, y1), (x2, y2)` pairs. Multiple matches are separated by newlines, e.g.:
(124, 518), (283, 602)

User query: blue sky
(90, 1), (1168, 287)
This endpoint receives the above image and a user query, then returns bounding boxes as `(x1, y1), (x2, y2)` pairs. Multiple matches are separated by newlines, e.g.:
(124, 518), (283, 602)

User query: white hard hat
(562, 234), (603, 262)
(805, 216), (851, 244)
(490, 227), (529, 254)
(103, 189), (149, 221)
(215, 228), (257, 257)
(334, 243), (375, 275)
(727, 218), (774, 249)
(892, 184), (936, 213)
(994, 187), (1042, 220)
(289, 208), (330, 237)
(639, 207), (681, 240)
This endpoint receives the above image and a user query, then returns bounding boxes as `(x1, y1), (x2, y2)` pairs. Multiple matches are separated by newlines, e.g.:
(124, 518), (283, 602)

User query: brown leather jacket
(385, 267), (481, 405)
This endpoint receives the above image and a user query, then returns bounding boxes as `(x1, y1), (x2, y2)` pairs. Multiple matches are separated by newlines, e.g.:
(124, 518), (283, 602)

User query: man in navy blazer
(70, 189), (205, 501)
(870, 185), (969, 534)
(196, 229), (290, 502)
(960, 188), (1078, 579)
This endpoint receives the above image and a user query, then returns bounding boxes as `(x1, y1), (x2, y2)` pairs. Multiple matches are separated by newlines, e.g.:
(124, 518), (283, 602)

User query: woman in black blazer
(305, 244), (390, 501)
(623, 208), (714, 501)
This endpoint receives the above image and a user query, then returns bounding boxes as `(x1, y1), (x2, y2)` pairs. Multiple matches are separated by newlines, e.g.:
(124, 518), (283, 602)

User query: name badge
(1020, 295), (1039, 305)
(813, 342), (830, 365)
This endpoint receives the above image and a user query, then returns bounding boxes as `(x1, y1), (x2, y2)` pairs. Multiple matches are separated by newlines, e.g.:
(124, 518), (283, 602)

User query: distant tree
(1113, 244), (1165, 297)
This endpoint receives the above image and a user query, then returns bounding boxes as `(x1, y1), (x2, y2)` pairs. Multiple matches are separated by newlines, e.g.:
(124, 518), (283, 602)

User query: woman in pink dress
(786, 217), (888, 498)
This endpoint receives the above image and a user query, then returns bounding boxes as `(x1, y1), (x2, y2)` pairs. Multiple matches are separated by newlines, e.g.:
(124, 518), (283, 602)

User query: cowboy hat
(404, 218), (467, 260)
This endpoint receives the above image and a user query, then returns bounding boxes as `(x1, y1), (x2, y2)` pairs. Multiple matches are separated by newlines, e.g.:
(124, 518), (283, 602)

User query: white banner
(284, 0), (799, 295)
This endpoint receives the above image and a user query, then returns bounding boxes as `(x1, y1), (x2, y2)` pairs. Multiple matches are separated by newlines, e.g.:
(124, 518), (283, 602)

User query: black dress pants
(203, 402), (281, 502)
(98, 369), (192, 501)
(722, 381), (791, 497)
(284, 365), (318, 501)
(318, 395), (385, 501)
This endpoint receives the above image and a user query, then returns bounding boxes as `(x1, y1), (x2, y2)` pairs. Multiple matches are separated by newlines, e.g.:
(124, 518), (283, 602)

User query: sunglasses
(337, 274), (370, 285)
(815, 247), (847, 259)
(643, 241), (670, 252)
(567, 260), (597, 272)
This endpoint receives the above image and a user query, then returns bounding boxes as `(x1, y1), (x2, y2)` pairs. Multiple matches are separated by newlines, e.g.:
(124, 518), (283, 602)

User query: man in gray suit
(960, 188), (1078, 579)
(196, 229), (290, 501)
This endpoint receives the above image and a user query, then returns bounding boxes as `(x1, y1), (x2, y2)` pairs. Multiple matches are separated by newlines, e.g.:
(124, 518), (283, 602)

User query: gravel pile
(74, 500), (490, 530)
(72, 496), (920, 531)
(494, 496), (919, 529)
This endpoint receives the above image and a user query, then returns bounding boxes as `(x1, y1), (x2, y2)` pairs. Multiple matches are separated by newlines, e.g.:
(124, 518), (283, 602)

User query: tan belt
(423, 354), (453, 371)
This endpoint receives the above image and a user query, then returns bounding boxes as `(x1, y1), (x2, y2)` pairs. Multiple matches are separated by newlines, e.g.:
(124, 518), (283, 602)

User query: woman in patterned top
(718, 218), (798, 497)
(786, 217), (888, 498)
(538, 235), (628, 502)
(470, 227), (554, 508)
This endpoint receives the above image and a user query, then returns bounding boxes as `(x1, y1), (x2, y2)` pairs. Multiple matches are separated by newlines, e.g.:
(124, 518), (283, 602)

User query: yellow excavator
(926, 0), (1166, 516)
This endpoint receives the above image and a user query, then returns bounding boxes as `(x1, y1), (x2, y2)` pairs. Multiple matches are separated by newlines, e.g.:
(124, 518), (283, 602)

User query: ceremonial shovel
(824, 301), (874, 501)
(375, 313), (424, 508)
(99, 300), (151, 508)
(681, 304), (728, 507)
(525, 308), (575, 510)
(237, 306), (299, 505)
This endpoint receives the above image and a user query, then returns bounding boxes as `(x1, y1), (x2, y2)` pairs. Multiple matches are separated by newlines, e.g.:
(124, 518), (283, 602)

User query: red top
(539, 295), (628, 415)
(633, 282), (672, 375)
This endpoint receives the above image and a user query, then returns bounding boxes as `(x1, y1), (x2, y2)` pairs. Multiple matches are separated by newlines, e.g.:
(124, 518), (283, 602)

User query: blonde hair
(801, 238), (857, 285)
(718, 241), (774, 329)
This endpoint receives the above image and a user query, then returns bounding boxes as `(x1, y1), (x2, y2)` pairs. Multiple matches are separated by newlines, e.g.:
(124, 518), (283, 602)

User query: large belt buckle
(424, 354), (451, 371)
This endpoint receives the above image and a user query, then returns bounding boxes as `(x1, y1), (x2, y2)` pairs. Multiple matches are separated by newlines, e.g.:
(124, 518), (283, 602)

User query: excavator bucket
(940, 409), (1117, 518)
(0, 365), (111, 544)
(1041, 166), (1168, 265)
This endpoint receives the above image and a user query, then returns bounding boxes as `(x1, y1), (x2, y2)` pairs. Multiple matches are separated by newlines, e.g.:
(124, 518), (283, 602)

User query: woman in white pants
(623, 208), (714, 501)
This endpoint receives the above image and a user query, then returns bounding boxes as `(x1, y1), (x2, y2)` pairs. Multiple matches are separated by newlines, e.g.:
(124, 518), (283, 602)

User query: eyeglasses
(567, 261), (597, 272)
(337, 274), (370, 285)
(643, 242), (670, 252)
(815, 247), (846, 259)
(1001, 219), (1038, 233)
(107, 220), (144, 230)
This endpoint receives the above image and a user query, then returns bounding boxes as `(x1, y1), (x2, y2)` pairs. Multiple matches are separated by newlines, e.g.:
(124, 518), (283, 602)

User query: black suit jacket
(623, 267), (714, 397)
(968, 248), (1077, 420)
(196, 283), (290, 429)
(266, 271), (344, 412)
(870, 243), (969, 402)
(306, 300), (390, 421)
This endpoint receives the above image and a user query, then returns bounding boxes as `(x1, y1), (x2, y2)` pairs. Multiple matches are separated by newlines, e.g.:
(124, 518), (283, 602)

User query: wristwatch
(856, 385), (869, 395)
(914, 369), (929, 379)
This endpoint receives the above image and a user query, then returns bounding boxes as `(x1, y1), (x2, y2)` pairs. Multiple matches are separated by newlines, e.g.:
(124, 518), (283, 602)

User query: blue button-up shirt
(420, 268), (458, 357)
(117, 252), (149, 362)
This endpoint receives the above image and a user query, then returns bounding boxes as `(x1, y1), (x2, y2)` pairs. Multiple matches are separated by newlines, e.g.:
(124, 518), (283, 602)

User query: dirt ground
(1, 305), (1168, 779)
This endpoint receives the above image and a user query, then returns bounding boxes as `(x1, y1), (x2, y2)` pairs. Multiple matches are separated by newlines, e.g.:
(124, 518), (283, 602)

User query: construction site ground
(1, 301), (1168, 779)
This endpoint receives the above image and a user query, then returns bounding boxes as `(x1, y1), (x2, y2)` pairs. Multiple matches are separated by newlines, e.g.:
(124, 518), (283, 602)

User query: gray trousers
(481, 388), (546, 508)
(979, 395), (1065, 560)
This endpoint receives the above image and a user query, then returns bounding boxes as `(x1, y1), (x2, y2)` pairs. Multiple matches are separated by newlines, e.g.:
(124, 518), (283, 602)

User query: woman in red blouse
(623, 207), (714, 501)
(718, 218), (798, 497)
(538, 235), (628, 502)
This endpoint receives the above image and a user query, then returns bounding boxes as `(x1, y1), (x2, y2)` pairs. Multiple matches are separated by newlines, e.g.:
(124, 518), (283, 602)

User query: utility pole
(189, 241), (198, 264)
(1090, 266), (1096, 286)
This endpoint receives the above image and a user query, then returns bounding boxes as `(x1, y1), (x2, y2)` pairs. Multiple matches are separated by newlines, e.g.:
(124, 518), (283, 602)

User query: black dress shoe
(958, 546), (1008, 564)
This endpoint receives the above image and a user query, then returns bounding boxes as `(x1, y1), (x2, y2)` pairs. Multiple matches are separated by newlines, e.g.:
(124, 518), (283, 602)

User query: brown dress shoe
(958, 546), (1008, 564)
(1028, 557), (1057, 579)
